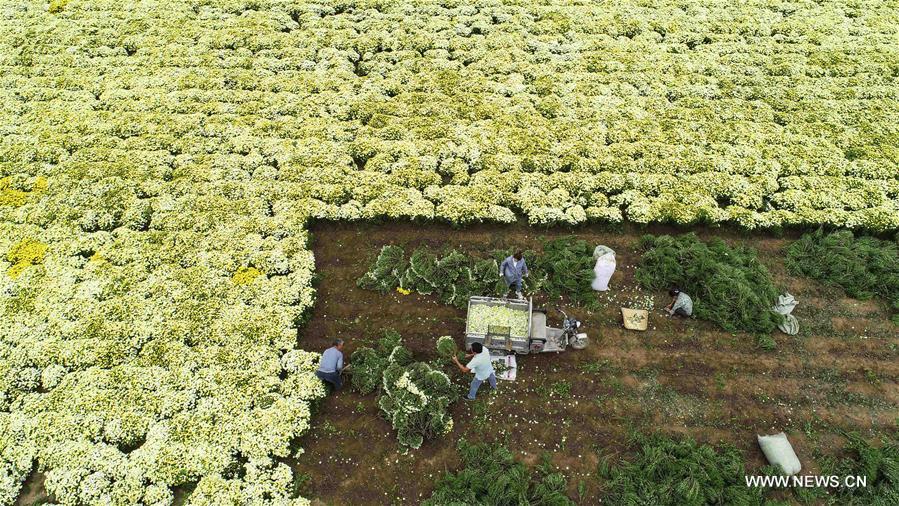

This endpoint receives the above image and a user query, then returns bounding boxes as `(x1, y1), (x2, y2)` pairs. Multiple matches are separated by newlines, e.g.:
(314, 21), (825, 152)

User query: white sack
(591, 246), (616, 291)
(758, 432), (802, 475)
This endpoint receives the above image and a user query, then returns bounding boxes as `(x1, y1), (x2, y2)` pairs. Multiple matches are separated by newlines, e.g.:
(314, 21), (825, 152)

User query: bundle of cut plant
(349, 329), (410, 395)
(599, 433), (774, 505)
(822, 431), (899, 504)
(356, 245), (407, 293)
(360, 246), (500, 308)
(352, 330), (456, 449)
(787, 229), (899, 324)
(435, 336), (458, 360)
(528, 236), (597, 306)
(424, 441), (574, 505)
(379, 361), (457, 449)
(635, 233), (783, 334)
(358, 239), (600, 309)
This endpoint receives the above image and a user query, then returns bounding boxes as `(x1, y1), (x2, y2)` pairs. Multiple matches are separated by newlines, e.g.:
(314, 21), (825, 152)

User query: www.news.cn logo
(745, 475), (867, 488)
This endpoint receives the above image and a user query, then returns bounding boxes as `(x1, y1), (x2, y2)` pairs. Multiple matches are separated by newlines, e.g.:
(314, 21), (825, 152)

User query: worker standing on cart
(500, 250), (528, 299)
(452, 342), (497, 400)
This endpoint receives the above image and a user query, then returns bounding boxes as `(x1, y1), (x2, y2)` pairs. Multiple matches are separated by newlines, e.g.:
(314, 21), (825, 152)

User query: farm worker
(316, 338), (348, 391)
(452, 342), (497, 400)
(665, 288), (693, 317)
(499, 250), (528, 299)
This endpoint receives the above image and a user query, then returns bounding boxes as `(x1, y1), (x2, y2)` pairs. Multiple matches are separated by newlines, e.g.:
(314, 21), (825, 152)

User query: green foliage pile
(349, 329), (411, 395)
(599, 433), (770, 505)
(424, 441), (574, 506)
(350, 330), (456, 449)
(527, 236), (597, 306)
(357, 245), (407, 293)
(379, 361), (457, 449)
(358, 237), (598, 307)
(359, 245), (504, 307)
(635, 234), (782, 334)
(821, 432), (899, 505)
(786, 229), (899, 323)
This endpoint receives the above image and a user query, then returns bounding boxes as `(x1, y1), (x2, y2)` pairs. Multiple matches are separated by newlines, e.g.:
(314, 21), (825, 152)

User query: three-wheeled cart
(464, 296), (588, 355)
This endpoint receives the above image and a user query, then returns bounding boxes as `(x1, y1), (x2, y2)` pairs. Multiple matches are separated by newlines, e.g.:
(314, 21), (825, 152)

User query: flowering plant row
(2, 1), (897, 231)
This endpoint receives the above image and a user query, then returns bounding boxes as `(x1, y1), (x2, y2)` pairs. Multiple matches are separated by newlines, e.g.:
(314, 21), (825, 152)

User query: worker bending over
(665, 288), (693, 317)
(499, 250), (528, 299)
(316, 338), (348, 391)
(452, 342), (497, 400)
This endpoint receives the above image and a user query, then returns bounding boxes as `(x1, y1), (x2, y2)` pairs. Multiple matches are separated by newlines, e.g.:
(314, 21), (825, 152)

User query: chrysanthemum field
(1, 0), (897, 504)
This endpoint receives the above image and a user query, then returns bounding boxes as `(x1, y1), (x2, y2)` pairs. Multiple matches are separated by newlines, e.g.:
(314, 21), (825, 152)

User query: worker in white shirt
(451, 342), (496, 400)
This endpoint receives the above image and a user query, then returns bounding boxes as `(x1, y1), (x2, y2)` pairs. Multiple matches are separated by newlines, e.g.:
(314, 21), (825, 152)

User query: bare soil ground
(293, 221), (898, 505)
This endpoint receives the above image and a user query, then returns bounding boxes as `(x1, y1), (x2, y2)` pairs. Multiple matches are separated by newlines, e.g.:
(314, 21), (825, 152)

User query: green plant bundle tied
(349, 329), (411, 395)
(786, 229), (899, 322)
(379, 362), (457, 449)
(424, 440), (574, 505)
(361, 246), (501, 307)
(436, 336), (458, 360)
(635, 234), (783, 334)
(527, 236), (597, 306)
(359, 239), (599, 308)
(599, 433), (771, 506)
(357, 245), (407, 293)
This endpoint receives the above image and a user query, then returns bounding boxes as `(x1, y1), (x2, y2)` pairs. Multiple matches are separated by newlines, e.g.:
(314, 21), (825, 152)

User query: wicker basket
(621, 307), (649, 331)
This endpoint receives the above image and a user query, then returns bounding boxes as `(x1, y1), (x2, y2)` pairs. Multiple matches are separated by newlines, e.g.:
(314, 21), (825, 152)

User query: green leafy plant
(357, 245), (407, 293)
(349, 329), (411, 395)
(551, 380), (572, 399)
(291, 471), (312, 498)
(363, 246), (500, 307)
(819, 432), (899, 505)
(424, 441), (574, 505)
(635, 234), (783, 334)
(436, 336), (458, 360)
(378, 361), (457, 449)
(756, 333), (777, 351)
(359, 239), (599, 308)
(599, 433), (771, 505)
(528, 237), (597, 306)
(786, 229), (899, 322)
(352, 331), (456, 449)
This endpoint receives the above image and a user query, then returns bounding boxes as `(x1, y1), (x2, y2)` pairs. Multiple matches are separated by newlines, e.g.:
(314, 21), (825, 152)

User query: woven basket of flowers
(621, 294), (654, 331)
(621, 307), (649, 331)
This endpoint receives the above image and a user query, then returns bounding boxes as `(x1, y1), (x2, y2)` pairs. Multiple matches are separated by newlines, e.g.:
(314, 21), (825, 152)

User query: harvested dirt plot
(292, 222), (898, 504)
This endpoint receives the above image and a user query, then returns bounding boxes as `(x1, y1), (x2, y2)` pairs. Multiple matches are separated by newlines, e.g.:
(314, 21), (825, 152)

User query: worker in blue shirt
(316, 339), (348, 391)
(499, 250), (528, 299)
